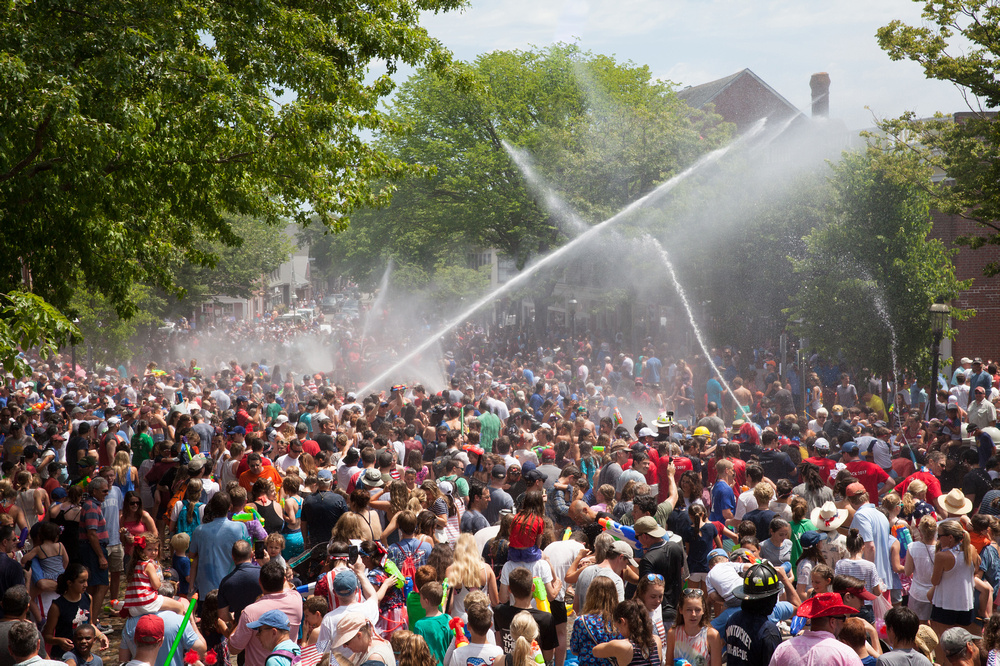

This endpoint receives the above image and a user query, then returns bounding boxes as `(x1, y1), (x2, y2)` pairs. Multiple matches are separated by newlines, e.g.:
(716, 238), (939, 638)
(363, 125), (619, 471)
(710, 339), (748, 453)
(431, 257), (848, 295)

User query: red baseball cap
(135, 613), (164, 645)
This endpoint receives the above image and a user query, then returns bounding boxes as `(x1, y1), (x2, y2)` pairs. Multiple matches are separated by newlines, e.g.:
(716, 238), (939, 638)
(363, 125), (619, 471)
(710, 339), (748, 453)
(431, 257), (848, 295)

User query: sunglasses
(682, 588), (704, 597)
(645, 573), (664, 583)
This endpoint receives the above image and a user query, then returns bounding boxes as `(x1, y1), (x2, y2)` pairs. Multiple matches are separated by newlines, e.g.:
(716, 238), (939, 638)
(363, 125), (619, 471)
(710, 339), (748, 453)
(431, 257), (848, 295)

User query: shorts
(550, 599), (567, 625)
(107, 544), (125, 573)
(931, 605), (975, 626)
(78, 543), (110, 587)
(907, 596), (932, 622)
(688, 572), (707, 583)
(128, 595), (163, 616)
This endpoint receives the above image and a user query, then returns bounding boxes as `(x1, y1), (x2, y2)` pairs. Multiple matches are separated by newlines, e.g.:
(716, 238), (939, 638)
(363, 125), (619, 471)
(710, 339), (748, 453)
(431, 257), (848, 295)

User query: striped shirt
(124, 559), (158, 607)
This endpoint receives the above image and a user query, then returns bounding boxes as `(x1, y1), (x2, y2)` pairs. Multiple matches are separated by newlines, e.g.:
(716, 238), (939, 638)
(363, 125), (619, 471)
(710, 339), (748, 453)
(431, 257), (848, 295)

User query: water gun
(403, 576), (414, 597)
(296, 582), (316, 595)
(449, 616), (468, 648)
(185, 648), (217, 665)
(383, 559), (406, 588)
(463, 444), (485, 457)
(530, 640), (545, 665)
(891, 522), (912, 559)
(674, 661), (692, 666)
(562, 527), (572, 541)
(790, 616), (806, 636)
(592, 446), (604, 453)
(440, 577), (449, 612)
(233, 505), (264, 523)
(598, 517), (643, 556)
(533, 577), (550, 613)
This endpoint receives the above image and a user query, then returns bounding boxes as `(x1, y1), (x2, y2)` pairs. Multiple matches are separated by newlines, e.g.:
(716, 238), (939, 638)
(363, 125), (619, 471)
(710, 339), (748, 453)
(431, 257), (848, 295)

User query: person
(61, 624), (102, 666)
(666, 588), (722, 666)
(217, 540), (262, 626)
(570, 576), (622, 666)
(189, 492), (250, 596)
(327, 612), (397, 666)
(724, 561), (783, 666)
(8, 620), (67, 666)
(592, 599), (662, 666)
(877, 606), (932, 666)
(78, 477), (111, 632)
(123, 535), (189, 616)
(930, 520), (979, 643)
(835, 528), (883, 623)
(939, 627), (986, 666)
(119, 580), (206, 666)
(848, 484), (894, 604)
(904, 515), (937, 622)
(229, 561), (304, 666)
(461, 480), (490, 534)
(300, 469), (348, 549)
(445, 600), (501, 666)
(636, 573), (666, 647)
(493, 567), (556, 661)
(445, 533), (499, 620)
(42, 563), (108, 656)
(770, 592), (862, 666)
(413, 581), (452, 666)
(503, 610), (542, 666)
(0, 585), (30, 666)
(709, 460), (736, 523)
(245, 610), (299, 666)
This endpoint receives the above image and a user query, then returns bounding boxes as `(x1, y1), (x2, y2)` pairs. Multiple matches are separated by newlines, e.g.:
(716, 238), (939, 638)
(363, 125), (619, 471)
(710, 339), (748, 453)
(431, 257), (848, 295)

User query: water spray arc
(360, 259), (394, 352)
(356, 119), (769, 395)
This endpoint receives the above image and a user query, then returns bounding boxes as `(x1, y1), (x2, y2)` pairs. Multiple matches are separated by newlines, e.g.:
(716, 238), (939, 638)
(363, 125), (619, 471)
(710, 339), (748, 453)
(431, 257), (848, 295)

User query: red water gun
(449, 616), (468, 648)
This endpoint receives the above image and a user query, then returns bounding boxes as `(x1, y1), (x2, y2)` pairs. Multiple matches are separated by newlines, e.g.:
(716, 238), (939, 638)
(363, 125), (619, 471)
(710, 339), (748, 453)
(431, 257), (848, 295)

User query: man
(951, 372), (971, 410)
(548, 465), (581, 529)
(635, 516), (685, 626)
(229, 562), (303, 666)
(513, 468), (546, 510)
(535, 448), (562, 489)
(710, 459), (736, 523)
(598, 442), (629, 498)
(315, 568), (383, 651)
(842, 442), (890, 500)
(189, 492), (251, 596)
(274, 437), (304, 473)
(461, 480), (490, 534)
(758, 431), (795, 483)
(239, 452), (282, 494)
(121, 581), (206, 666)
(218, 541), (262, 625)
(484, 465), (513, 524)
(0, 528), (23, 604)
(969, 358), (994, 396)
(962, 448), (992, 513)
(804, 437), (837, 482)
(98, 466), (123, 625)
(492, 567), (557, 661)
(968, 386), (997, 429)
(847, 483), (893, 614)
(724, 561), (784, 666)
(325, 612), (396, 666)
(877, 606), (931, 666)
(836, 373), (858, 410)
(573, 537), (631, 608)
(940, 627), (986, 666)
(0, 586), (29, 666)
(245, 610), (299, 666)
(952, 357), (974, 387)
(301, 470), (348, 549)
(80, 477), (111, 632)
(823, 405), (854, 442)
(770, 593), (863, 666)
(894, 451), (945, 504)
(7, 621), (65, 666)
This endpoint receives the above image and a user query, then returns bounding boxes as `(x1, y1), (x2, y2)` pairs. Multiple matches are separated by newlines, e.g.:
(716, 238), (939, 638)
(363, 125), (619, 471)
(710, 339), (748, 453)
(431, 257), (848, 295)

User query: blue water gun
(598, 517), (643, 556)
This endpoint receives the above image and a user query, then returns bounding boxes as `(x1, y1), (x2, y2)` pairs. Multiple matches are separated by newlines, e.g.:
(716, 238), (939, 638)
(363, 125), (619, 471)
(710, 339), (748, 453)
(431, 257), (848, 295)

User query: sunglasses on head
(682, 588), (704, 597)
(645, 573), (664, 583)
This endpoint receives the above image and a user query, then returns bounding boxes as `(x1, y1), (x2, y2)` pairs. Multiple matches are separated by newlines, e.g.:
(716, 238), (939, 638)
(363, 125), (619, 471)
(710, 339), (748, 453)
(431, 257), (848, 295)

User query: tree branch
(0, 115), (53, 182)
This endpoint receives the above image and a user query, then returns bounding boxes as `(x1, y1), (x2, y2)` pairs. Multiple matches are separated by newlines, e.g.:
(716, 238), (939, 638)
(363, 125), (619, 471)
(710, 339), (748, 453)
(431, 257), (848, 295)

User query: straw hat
(937, 488), (973, 516)
(810, 501), (849, 532)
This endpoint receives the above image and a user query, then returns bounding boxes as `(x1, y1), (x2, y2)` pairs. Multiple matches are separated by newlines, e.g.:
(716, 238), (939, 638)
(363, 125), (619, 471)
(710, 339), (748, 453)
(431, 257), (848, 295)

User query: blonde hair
(753, 482), (774, 504)
(902, 479), (926, 515)
(880, 493), (901, 514)
(113, 451), (132, 486)
(917, 515), (937, 544)
(511, 610), (540, 666)
(451, 533), (486, 590)
(597, 484), (616, 512)
(938, 519), (979, 569)
(330, 512), (368, 542)
(170, 532), (190, 553)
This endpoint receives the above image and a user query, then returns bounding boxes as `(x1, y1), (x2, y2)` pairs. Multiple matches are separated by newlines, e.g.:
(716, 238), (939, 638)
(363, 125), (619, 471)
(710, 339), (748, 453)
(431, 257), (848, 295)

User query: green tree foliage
(877, 1), (1000, 274)
(0, 0), (462, 371)
(787, 148), (971, 375)
(69, 284), (164, 366)
(306, 43), (731, 293)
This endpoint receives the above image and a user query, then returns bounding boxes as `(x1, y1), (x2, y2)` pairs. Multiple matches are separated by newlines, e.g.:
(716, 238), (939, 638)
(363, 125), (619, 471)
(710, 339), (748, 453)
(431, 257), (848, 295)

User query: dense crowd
(0, 339), (999, 666)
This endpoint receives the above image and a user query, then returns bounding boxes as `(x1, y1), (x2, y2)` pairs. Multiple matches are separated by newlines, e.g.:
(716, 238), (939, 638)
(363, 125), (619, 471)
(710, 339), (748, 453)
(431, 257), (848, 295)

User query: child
(21, 522), (67, 596)
(124, 535), (189, 616)
(447, 601), (503, 666)
(298, 595), (328, 666)
(759, 517), (792, 573)
(263, 533), (287, 569)
(589, 485), (616, 515)
(170, 478), (204, 537)
(685, 504), (720, 593)
(413, 581), (452, 666)
(795, 531), (826, 597)
(839, 616), (880, 665)
(738, 535), (759, 556)
(201, 590), (229, 666)
(62, 623), (102, 666)
(667, 588), (722, 666)
(507, 491), (545, 565)
(360, 539), (406, 637)
(407, 564), (438, 630)
(809, 563), (834, 596)
(170, 533), (192, 598)
(883, 606), (932, 666)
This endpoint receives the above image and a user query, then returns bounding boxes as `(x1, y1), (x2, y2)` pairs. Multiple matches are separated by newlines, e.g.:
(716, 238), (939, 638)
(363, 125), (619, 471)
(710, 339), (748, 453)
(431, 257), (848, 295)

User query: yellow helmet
(693, 426), (711, 437)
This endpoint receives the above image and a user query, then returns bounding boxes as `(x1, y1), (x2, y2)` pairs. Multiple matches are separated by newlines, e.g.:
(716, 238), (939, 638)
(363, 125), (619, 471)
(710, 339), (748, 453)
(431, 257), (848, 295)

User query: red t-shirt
(654, 455), (674, 503)
(804, 456), (837, 486)
(891, 457), (916, 481)
(510, 514), (543, 549)
(895, 470), (942, 504)
(845, 460), (890, 499)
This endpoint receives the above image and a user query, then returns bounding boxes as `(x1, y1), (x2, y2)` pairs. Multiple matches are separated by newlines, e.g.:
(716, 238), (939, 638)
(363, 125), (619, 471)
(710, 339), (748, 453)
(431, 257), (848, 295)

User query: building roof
(677, 68), (804, 132)
(678, 68), (799, 115)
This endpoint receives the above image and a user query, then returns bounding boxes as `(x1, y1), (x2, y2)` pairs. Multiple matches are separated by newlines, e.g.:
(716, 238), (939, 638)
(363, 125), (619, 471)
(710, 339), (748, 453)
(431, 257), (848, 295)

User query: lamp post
(568, 295), (578, 347)
(929, 302), (950, 419)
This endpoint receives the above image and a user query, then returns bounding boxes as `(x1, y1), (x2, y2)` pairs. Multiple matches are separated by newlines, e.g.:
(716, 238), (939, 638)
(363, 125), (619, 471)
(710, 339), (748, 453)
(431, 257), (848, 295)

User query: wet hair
(613, 599), (657, 658)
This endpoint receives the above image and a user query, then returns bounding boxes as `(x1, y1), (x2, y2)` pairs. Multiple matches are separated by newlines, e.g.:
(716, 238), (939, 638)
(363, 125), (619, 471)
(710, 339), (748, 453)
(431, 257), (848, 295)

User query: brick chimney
(810, 72), (830, 118)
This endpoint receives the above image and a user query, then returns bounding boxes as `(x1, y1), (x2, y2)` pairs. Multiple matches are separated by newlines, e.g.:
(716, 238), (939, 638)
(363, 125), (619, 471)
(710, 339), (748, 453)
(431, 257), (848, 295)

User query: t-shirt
(725, 610), (781, 666)
(62, 650), (103, 666)
(743, 508), (777, 542)
(461, 509), (489, 534)
(709, 480), (736, 522)
(122, 610), (198, 666)
(493, 604), (557, 653)
(876, 648), (933, 666)
(414, 613), (454, 666)
(963, 468), (992, 511)
(845, 461), (889, 500)
(449, 643), (503, 666)
(265, 639), (301, 666)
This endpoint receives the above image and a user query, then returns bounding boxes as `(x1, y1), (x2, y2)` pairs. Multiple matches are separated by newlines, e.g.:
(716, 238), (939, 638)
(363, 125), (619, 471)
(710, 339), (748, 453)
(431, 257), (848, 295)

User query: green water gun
(440, 577), (449, 612)
(383, 559), (405, 588)
(533, 577), (550, 613)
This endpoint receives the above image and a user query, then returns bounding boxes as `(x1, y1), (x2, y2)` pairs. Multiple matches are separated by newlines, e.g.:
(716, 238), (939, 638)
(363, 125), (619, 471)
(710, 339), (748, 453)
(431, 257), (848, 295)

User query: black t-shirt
(493, 603), (557, 652)
(743, 509), (778, 542)
(725, 610), (781, 666)
(757, 449), (795, 483)
(66, 435), (89, 478)
(314, 433), (336, 452)
(300, 490), (348, 546)
(964, 468), (993, 511)
(639, 539), (685, 622)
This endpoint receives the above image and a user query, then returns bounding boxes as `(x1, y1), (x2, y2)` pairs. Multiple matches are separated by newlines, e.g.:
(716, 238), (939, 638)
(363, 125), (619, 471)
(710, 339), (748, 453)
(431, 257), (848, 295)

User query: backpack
(266, 648), (301, 666)
(177, 500), (204, 535)
(398, 539), (420, 581)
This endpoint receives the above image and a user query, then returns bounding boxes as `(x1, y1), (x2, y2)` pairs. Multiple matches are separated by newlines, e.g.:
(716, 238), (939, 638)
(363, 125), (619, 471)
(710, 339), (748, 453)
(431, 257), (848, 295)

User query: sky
(411, 0), (980, 130)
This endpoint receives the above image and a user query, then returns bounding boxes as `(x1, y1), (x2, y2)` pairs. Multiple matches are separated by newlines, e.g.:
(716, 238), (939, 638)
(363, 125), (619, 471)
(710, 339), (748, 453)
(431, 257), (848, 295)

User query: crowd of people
(0, 338), (999, 666)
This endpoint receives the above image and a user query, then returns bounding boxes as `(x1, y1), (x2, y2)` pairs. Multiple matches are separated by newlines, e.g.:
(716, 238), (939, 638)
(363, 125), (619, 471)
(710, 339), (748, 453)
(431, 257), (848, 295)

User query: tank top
(114, 468), (135, 496)
(15, 489), (39, 527)
(121, 517), (148, 555)
(52, 593), (91, 644)
(933, 547), (975, 611)
(124, 559), (159, 607)
(908, 541), (935, 602)
(450, 565), (488, 619)
(615, 643), (661, 666)
(672, 626), (709, 666)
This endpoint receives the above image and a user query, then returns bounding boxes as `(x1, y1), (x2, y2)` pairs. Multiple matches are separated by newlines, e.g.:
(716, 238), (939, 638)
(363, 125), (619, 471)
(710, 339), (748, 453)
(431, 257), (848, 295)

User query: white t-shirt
(200, 478), (220, 503)
(338, 463), (360, 492)
(170, 501), (205, 525)
(275, 453), (302, 473)
(734, 490), (757, 520)
(706, 562), (745, 605)
(316, 594), (379, 653)
(499, 558), (554, 586)
(448, 642), (504, 666)
(542, 540), (585, 602)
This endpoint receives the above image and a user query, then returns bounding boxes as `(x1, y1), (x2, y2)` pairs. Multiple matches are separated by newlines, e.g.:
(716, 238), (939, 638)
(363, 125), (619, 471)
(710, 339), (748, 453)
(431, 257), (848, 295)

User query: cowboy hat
(937, 488), (973, 515)
(810, 501), (849, 532)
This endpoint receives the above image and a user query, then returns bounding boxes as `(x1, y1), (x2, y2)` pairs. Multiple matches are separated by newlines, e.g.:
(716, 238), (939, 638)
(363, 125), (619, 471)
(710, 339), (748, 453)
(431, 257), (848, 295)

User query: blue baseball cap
(707, 548), (728, 562)
(333, 570), (359, 596)
(317, 469), (333, 482)
(246, 609), (290, 631)
(841, 441), (859, 456)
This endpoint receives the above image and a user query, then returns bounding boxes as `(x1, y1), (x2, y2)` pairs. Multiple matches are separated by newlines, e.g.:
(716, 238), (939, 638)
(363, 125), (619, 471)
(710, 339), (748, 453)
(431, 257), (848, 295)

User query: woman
(331, 512), (370, 544)
(445, 533), (499, 620)
(170, 478), (205, 537)
(792, 462), (833, 513)
(789, 496), (817, 573)
(119, 490), (158, 559)
(391, 630), (435, 666)
(0, 480), (28, 532)
(614, 481), (639, 522)
(678, 471), (704, 510)
(427, 543), (454, 584)
(350, 488), (383, 542)
(570, 577), (623, 666)
(50, 485), (84, 562)
(14, 471), (46, 530)
(593, 599), (662, 666)
(112, 450), (138, 497)
(137, 441), (162, 511)
(834, 528), (883, 623)
(373, 480), (409, 545)
(930, 519), (979, 640)
(901, 478), (937, 526)
(483, 513), (514, 579)
(666, 589), (721, 666)
(281, 475), (304, 561)
(434, 480), (463, 547)
(42, 563), (109, 655)
(251, 478), (284, 535)
(905, 515), (937, 622)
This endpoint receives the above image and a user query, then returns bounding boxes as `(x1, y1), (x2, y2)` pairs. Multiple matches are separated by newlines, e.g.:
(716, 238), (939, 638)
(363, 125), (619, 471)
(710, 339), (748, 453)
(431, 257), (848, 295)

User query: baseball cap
(609, 540), (637, 566)
(941, 627), (977, 657)
(841, 441), (859, 456)
(637, 427), (656, 439)
(491, 464), (507, 479)
(541, 449), (555, 461)
(135, 613), (165, 645)
(633, 516), (667, 539)
(317, 469), (333, 482)
(974, 357), (984, 365)
(274, 414), (289, 425)
(831, 404), (844, 413)
(187, 454), (208, 473)
(523, 469), (546, 484)
(707, 548), (728, 562)
(813, 437), (830, 451)
(246, 609), (290, 632)
(228, 426), (246, 436)
(845, 482), (867, 497)
(976, 386), (987, 394)
(333, 570), (359, 596)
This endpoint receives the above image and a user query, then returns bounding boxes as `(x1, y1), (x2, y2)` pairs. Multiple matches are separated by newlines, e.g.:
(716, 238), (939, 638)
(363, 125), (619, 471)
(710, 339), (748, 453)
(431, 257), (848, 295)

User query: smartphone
(18, 456), (24, 465)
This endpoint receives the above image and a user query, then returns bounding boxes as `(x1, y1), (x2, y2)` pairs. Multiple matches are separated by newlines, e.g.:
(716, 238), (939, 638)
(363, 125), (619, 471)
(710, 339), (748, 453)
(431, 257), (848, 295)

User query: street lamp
(568, 295), (578, 346)
(929, 302), (950, 418)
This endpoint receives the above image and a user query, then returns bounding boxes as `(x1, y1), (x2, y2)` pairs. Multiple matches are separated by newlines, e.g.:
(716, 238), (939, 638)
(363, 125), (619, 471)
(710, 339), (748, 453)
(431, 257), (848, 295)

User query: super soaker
(533, 577), (550, 613)
(449, 616), (469, 648)
(383, 560), (406, 588)
(598, 517), (643, 556)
